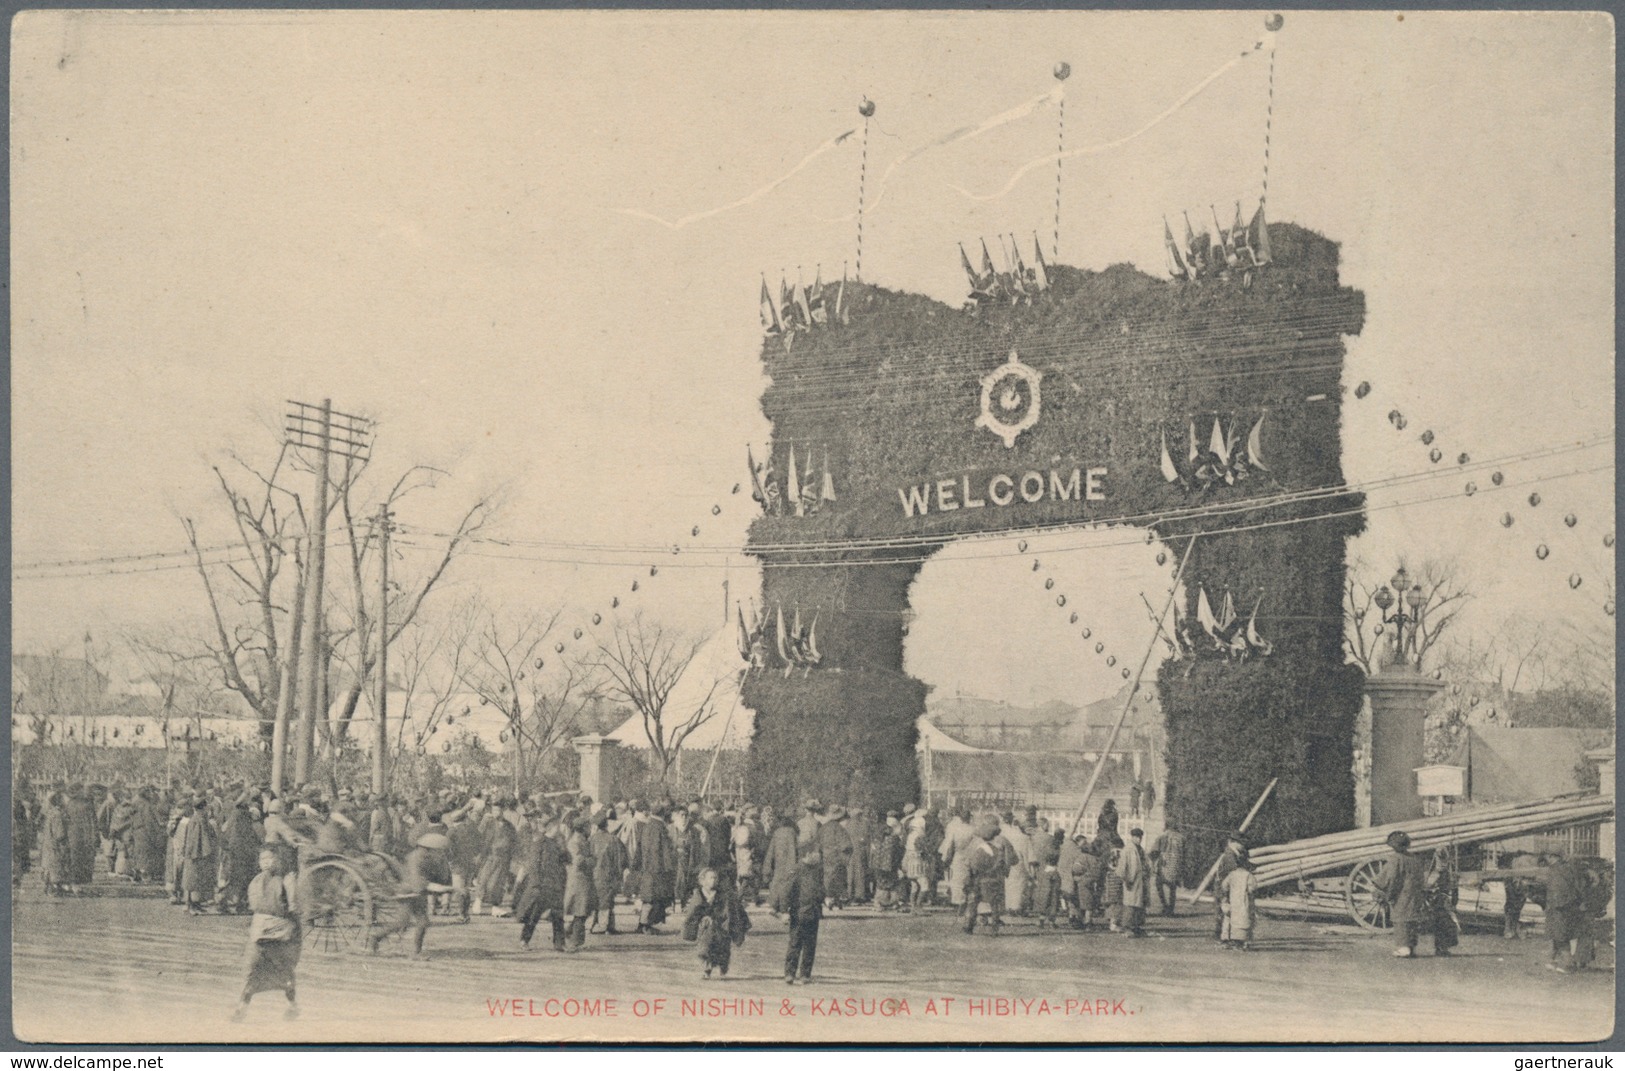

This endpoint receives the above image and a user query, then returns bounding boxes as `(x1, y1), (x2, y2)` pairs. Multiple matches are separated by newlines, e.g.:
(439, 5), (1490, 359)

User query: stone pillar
(1364, 667), (1443, 827)
(573, 735), (620, 806)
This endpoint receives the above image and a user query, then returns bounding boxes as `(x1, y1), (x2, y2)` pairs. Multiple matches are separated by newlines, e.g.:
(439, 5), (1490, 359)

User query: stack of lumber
(1247, 793), (1614, 890)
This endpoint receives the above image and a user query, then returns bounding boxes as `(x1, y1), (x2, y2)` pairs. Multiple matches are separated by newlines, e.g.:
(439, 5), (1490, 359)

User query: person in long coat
(588, 813), (627, 934)
(476, 805), (520, 915)
(1211, 832), (1247, 941)
(181, 798), (220, 915)
(513, 815), (569, 952)
(625, 801), (675, 932)
(844, 809), (871, 904)
(1115, 828), (1152, 936)
(817, 806), (853, 910)
(166, 801), (190, 904)
(1151, 824), (1185, 916)
(1376, 830), (1455, 958)
(669, 808), (705, 909)
(13, 793), (37, 888)
(940, 810), (976, 915)
(108, 792), (137, 878)
(1001, 815), (1033, 916)
(1095, 799), (1120, 844)
(218, 799), (263, 914)
(130, 789), (168, 885)
(783, 846), (824, 984)
(1542, 856), (1587, 972)
(561, 817), (595, 952)
(64, 786), (98, 892)
(762, 813), (800, 914)
(38, 793), (70, 895)
(232, 846), (301, 1021)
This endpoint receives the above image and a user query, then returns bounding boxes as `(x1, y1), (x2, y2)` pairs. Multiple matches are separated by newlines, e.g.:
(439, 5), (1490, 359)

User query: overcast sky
(11, 10), (1614, 705)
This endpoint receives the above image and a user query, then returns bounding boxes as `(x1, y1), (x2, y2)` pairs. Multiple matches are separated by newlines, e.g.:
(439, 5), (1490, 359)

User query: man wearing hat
(1375, 830), (1457, 958)
(962, 814), (1011, 935)
(368, 828), (454, 958)
(1114, 828), (1151, 937)
(796, 800), (824, 848)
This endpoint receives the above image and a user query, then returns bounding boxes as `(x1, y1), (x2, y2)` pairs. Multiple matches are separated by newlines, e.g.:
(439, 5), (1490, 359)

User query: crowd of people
(11, 775), (1610, 1019)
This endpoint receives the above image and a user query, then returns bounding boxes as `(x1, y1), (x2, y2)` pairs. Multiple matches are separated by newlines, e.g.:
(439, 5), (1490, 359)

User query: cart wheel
(301, 860), (374, 953)
(1345, 858), (1392, 930)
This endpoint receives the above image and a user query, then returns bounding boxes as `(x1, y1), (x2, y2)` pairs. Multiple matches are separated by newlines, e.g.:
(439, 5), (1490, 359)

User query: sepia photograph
(8, 8), (1616, 1046)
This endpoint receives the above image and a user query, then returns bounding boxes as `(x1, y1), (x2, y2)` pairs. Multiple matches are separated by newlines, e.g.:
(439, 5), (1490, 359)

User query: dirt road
(11, 876), (1613, 1045)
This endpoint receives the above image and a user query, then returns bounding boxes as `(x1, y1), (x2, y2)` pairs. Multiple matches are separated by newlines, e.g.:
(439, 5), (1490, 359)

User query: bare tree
(1344, 555), (1472, 673)
(181, 428), (493, 758)
(592, 615), (721, 785)
(387, 601), (478, 763)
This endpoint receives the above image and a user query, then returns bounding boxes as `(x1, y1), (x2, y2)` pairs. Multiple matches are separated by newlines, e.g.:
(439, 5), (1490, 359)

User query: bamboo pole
(1187, 776), (1278, 903)
(1068, 534), (1198, 838)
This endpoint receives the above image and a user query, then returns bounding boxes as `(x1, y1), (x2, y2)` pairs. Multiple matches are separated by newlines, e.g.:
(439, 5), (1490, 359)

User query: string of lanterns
(1021, 536), (1136, 682)
(1357, 379), (1614, 616)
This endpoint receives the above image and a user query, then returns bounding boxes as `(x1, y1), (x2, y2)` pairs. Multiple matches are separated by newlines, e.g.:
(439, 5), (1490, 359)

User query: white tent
(605, 628), (756, 752)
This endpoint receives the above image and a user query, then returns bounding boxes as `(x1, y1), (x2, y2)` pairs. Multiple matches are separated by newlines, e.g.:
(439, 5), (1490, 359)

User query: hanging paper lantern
(732, 483), (741, 494)
(1605, 599), (1615, 617)
(1373, 624), (1384, 636)
(1451, 684), (1460, 695)
(446, 714), (455, 725)
(1094, 642), (1105, 654)
(1056, 595), (1067, 607)
(672, 545), (681, 555)
(1428, 448), (1442, 463)
(1121, 668), (1131, 679)
(1568, 573), (1583, 590)
(1155, 551), (1167, 567)
(1500, 513), (1514, 528)
(1081, 628), (1092, 639)
(631, 580), (640, 592)
(1491, 471), (1504, 486)
(1387, 409), (1402, 426)
(1044, 578), (1055, 590)
(1266, 13), (1285, 31)
(1528, 492), (1541, 508)
(1053, 61), (1071, 81)
(1032, 560), (1041, 571)
(518, 671), (526, 680)
(1432, 669), (1444, 680)
(533, 659), (543, 671)
(1017, 540), (1028, 554)
(1395, 415), (1408, 430)
(499, 731), (507, 743)
(463, 706), (472, 715)
(1458, 453), (1470, 465)
(712, 505), (721, 516)
(573, 628), (584, 640)
(611, 597), (619, 609)
(651, 566), (659, 576)
(589, 613), (600, 626)
(1606, 533), (1617, 548)
(443, 741), (452, 753)
(859, 97), (876, 117)
(1420, 430), (1434, 445)
(1564, 513), (1578, 528)
(1106, 655), (1117, 667)
(691, 526), (700, 537)
(1354, 381), (1371, 399)
(555, 642), (565, 654)
(1536, 544), (1550, 560)
(480, 696), (489, 705)
(1470, 696), (1479, 707)
(1069, 612), (1079, 625)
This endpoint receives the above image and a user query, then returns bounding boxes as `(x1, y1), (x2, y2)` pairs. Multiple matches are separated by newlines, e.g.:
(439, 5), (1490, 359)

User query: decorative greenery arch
(744, 224), (1367, 860)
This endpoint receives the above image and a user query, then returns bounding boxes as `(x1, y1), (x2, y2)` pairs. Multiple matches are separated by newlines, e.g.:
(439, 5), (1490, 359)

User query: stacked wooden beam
(1246, 793), (1614, 891)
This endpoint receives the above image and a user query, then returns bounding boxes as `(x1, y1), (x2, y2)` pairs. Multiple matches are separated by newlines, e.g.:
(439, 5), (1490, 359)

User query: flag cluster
(736, 601), (825, 678)
(1168, 588), (1274, 662)
(960, 232), (1051, 308)
(747, 443), (838, 517)
(1165, 202), (1271, 282)
(761, 267), (848, 350)
(1160, 413), (1270, 493)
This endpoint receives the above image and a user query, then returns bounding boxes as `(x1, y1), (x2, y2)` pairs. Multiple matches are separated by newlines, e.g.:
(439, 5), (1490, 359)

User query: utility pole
(373, 504), (392, 795)
(270, 536), (306, 794)
(284, 398), (372, 787)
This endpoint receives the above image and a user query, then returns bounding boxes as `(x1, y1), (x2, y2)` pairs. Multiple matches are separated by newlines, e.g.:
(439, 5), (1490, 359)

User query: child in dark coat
(682, 866), (750, 979)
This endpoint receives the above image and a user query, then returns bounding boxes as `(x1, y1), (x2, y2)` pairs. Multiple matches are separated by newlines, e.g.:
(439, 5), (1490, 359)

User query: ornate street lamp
(1372, 565), (1426, 669)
